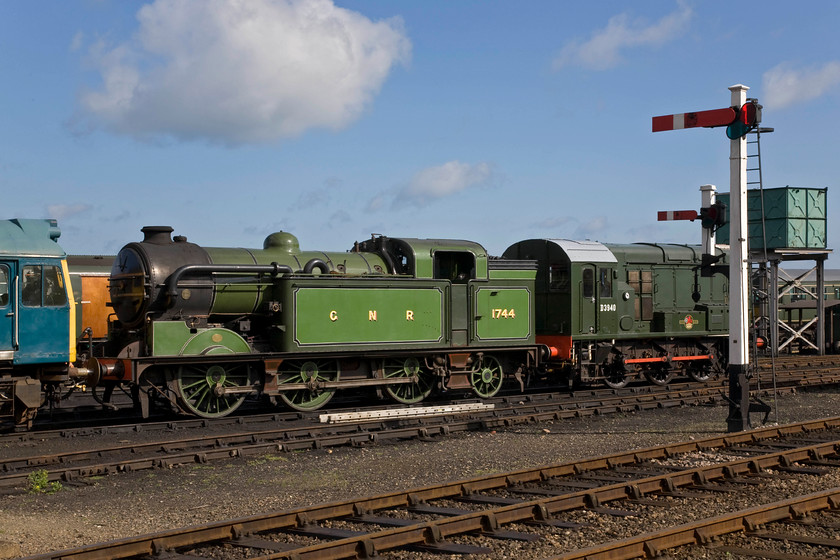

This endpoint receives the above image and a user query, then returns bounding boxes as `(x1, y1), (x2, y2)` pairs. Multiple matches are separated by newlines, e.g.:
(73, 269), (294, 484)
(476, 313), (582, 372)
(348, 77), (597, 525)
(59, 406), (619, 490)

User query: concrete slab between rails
(0, 540), (21, 559)
(320, 403), (494, 423)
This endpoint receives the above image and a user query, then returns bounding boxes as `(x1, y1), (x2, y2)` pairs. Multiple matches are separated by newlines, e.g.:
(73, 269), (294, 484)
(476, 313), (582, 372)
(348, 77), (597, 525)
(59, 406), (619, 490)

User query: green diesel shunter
(503, 239), (729, 388)
(102, 227), (538, 418)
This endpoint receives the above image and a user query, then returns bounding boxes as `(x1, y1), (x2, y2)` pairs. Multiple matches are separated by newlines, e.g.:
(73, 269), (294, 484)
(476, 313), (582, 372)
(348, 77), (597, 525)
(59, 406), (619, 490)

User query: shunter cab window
(549, 264), (570, 292)
(599, 268), (612, 298)
(0, 266), (8, 307)
(22, 265), (67, 307)
(582, 268), (594, 299)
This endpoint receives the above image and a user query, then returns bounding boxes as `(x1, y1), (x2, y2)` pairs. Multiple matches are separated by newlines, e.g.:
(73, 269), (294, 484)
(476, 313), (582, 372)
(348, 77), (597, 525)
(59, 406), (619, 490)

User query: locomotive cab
(505, 238), (729, 389)
(0, 219), (76, 428)
(503, 238), (620, 365)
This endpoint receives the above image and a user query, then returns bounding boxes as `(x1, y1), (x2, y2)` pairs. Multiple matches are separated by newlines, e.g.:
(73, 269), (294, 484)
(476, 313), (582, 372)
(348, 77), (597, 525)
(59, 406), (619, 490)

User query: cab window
(434, 251), (475, 284)
(21, 264), (67, 307)
(22, 266), (41, 306)
(44, 265), (67, 306)
(549, 264), (569, 292)
(582, 268), (594, 299)
(0, 266), (8, 307)
(599, 268), (612, 298)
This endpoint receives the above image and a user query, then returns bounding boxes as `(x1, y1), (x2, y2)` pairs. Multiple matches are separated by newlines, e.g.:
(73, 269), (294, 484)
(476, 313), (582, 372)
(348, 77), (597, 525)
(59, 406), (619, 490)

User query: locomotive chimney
(141, 226), (174, 244)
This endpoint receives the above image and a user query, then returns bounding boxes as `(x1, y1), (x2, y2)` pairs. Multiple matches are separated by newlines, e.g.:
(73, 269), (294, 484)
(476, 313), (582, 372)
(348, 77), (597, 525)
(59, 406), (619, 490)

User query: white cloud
(396, 161), (494, 207)
(762, 61), (840, 110)
(574, 216), (608, 239)
(533, 216), (574, 230)
(553, 1), (691, 71)
(365, 191), (388, 212)
(328, 209), (352, 227)
(76, 0), (411, 145)
(46, 203), (92, 220)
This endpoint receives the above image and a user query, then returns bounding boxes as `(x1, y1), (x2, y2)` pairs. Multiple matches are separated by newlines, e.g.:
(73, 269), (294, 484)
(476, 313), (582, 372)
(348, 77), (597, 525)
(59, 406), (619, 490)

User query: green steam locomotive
(3, 220), (730, 427)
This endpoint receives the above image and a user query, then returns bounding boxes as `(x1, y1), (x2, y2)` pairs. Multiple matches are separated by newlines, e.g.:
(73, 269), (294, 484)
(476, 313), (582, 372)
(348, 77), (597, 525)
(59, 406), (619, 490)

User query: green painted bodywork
(473, 287), (532, 341)
(151, 321), (251, 356)
(202, 239), (390, 318)
(293, 284), (445, 346)
(396, 238), (489, 279)
(278, 275), (534, 352)
(504, 239), (728, 342)
(149, 235), (536, 358)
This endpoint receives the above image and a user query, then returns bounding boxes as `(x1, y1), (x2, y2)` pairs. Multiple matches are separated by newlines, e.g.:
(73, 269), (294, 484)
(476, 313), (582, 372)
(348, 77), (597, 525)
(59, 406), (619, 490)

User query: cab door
(597, 267), (617, 335)
(434, 251), (475, 347)
(0, 262), (15, 360)
(579, 265), (597, 334)
(15, 261), (71, 364)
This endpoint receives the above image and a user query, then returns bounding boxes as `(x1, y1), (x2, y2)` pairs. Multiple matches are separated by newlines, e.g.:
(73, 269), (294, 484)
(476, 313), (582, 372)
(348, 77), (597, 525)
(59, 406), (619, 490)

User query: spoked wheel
(687, 362), (715, 383)
(471, 355), (504, 398)
(643, 366), (675, 386)
(383, 357), (434, 404)
(277, 360), (340, 411)
(602, 365), (629, 389)
(174, 362), (251, 418)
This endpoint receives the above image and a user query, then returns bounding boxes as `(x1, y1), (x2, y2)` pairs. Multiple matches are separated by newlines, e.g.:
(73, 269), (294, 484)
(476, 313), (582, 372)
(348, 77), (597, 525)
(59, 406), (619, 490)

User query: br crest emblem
(680, 314), (694, 330)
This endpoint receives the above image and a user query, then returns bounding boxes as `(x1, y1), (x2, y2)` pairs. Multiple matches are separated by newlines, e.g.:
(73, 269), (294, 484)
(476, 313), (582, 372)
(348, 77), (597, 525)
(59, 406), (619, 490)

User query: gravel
(2, 386), (840, 559)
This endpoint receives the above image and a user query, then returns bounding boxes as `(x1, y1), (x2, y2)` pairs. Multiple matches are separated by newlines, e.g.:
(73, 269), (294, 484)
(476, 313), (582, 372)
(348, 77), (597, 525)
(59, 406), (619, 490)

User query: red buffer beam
(652, 107), (737, 132)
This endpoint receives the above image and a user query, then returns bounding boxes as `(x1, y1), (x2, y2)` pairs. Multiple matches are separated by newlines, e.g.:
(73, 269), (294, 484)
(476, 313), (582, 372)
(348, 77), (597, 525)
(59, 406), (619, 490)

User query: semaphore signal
(657, 210), (698, 221)
(652, 84), (758, 433)
(652, 107), (737, 132)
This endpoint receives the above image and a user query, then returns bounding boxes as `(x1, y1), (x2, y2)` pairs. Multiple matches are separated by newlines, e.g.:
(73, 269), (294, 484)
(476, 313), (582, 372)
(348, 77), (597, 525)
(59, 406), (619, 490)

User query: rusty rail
(20, 416), (840, 560)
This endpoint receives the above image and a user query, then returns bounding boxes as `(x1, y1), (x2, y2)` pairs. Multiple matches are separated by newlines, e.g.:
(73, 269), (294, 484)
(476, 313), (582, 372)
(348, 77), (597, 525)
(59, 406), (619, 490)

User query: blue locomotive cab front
(14, 260), (73, 364)
(0, 219), (75, 428)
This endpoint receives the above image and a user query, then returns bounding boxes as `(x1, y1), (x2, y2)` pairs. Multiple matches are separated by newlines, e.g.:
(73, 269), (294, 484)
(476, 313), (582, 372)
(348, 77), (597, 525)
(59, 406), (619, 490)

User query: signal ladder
(747, 123), (772, 349)
(746, 122), (780, 423)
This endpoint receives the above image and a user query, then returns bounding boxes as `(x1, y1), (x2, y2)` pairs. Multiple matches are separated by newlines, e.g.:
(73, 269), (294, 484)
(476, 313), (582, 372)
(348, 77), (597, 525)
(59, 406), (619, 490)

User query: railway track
(7, 352), (838, 436)
(20, 416), (840, 559)
(8, 352), (840, 441)
(1, 366), (837, 493)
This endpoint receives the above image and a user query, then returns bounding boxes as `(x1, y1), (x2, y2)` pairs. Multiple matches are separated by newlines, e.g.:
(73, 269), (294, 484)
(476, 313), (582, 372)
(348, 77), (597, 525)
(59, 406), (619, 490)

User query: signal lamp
(726, 101), (761, 139)
(699, 201), (726, 230)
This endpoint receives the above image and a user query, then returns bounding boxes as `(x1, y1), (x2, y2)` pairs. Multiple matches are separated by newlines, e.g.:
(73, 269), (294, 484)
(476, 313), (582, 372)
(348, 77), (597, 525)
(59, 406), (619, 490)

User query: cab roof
(0, 219), (65, 258)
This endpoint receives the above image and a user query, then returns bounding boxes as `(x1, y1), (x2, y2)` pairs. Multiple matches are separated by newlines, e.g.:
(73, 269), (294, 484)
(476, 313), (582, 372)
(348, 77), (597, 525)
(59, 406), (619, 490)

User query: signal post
(653, 84), (760, 432)
(726, 84), (752, 432)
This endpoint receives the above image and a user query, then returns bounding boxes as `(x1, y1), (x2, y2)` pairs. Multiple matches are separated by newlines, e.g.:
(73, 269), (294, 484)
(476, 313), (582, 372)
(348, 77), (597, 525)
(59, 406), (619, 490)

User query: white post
(727, 84), (751, 432)
(700, 184), (716, 254)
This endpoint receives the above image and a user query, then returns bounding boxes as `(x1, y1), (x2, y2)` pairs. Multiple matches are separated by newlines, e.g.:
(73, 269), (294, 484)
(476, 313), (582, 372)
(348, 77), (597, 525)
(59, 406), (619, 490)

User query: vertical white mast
(700, 184), (716, 254)
(727, 84), (751, 431)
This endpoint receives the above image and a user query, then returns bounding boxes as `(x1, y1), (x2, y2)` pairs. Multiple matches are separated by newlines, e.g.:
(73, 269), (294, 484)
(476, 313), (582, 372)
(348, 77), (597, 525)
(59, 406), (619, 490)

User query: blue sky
(1, 0), (838, 259)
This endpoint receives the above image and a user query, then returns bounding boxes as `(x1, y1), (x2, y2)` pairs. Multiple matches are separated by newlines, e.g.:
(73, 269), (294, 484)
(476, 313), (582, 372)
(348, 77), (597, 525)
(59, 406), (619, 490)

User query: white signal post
(653, 85), (756, 432)
(727, 84), (751, 433)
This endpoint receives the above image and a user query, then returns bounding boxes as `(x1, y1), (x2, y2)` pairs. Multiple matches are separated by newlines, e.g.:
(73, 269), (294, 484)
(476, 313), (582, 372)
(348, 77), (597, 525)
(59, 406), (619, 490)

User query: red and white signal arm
(652, 107), (737, 132)
(657, 210), (698, 221)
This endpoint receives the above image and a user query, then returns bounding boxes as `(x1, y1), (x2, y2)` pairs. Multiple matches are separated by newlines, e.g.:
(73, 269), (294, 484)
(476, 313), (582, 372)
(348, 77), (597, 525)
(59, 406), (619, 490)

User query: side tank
(109, 226), (391, 328)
